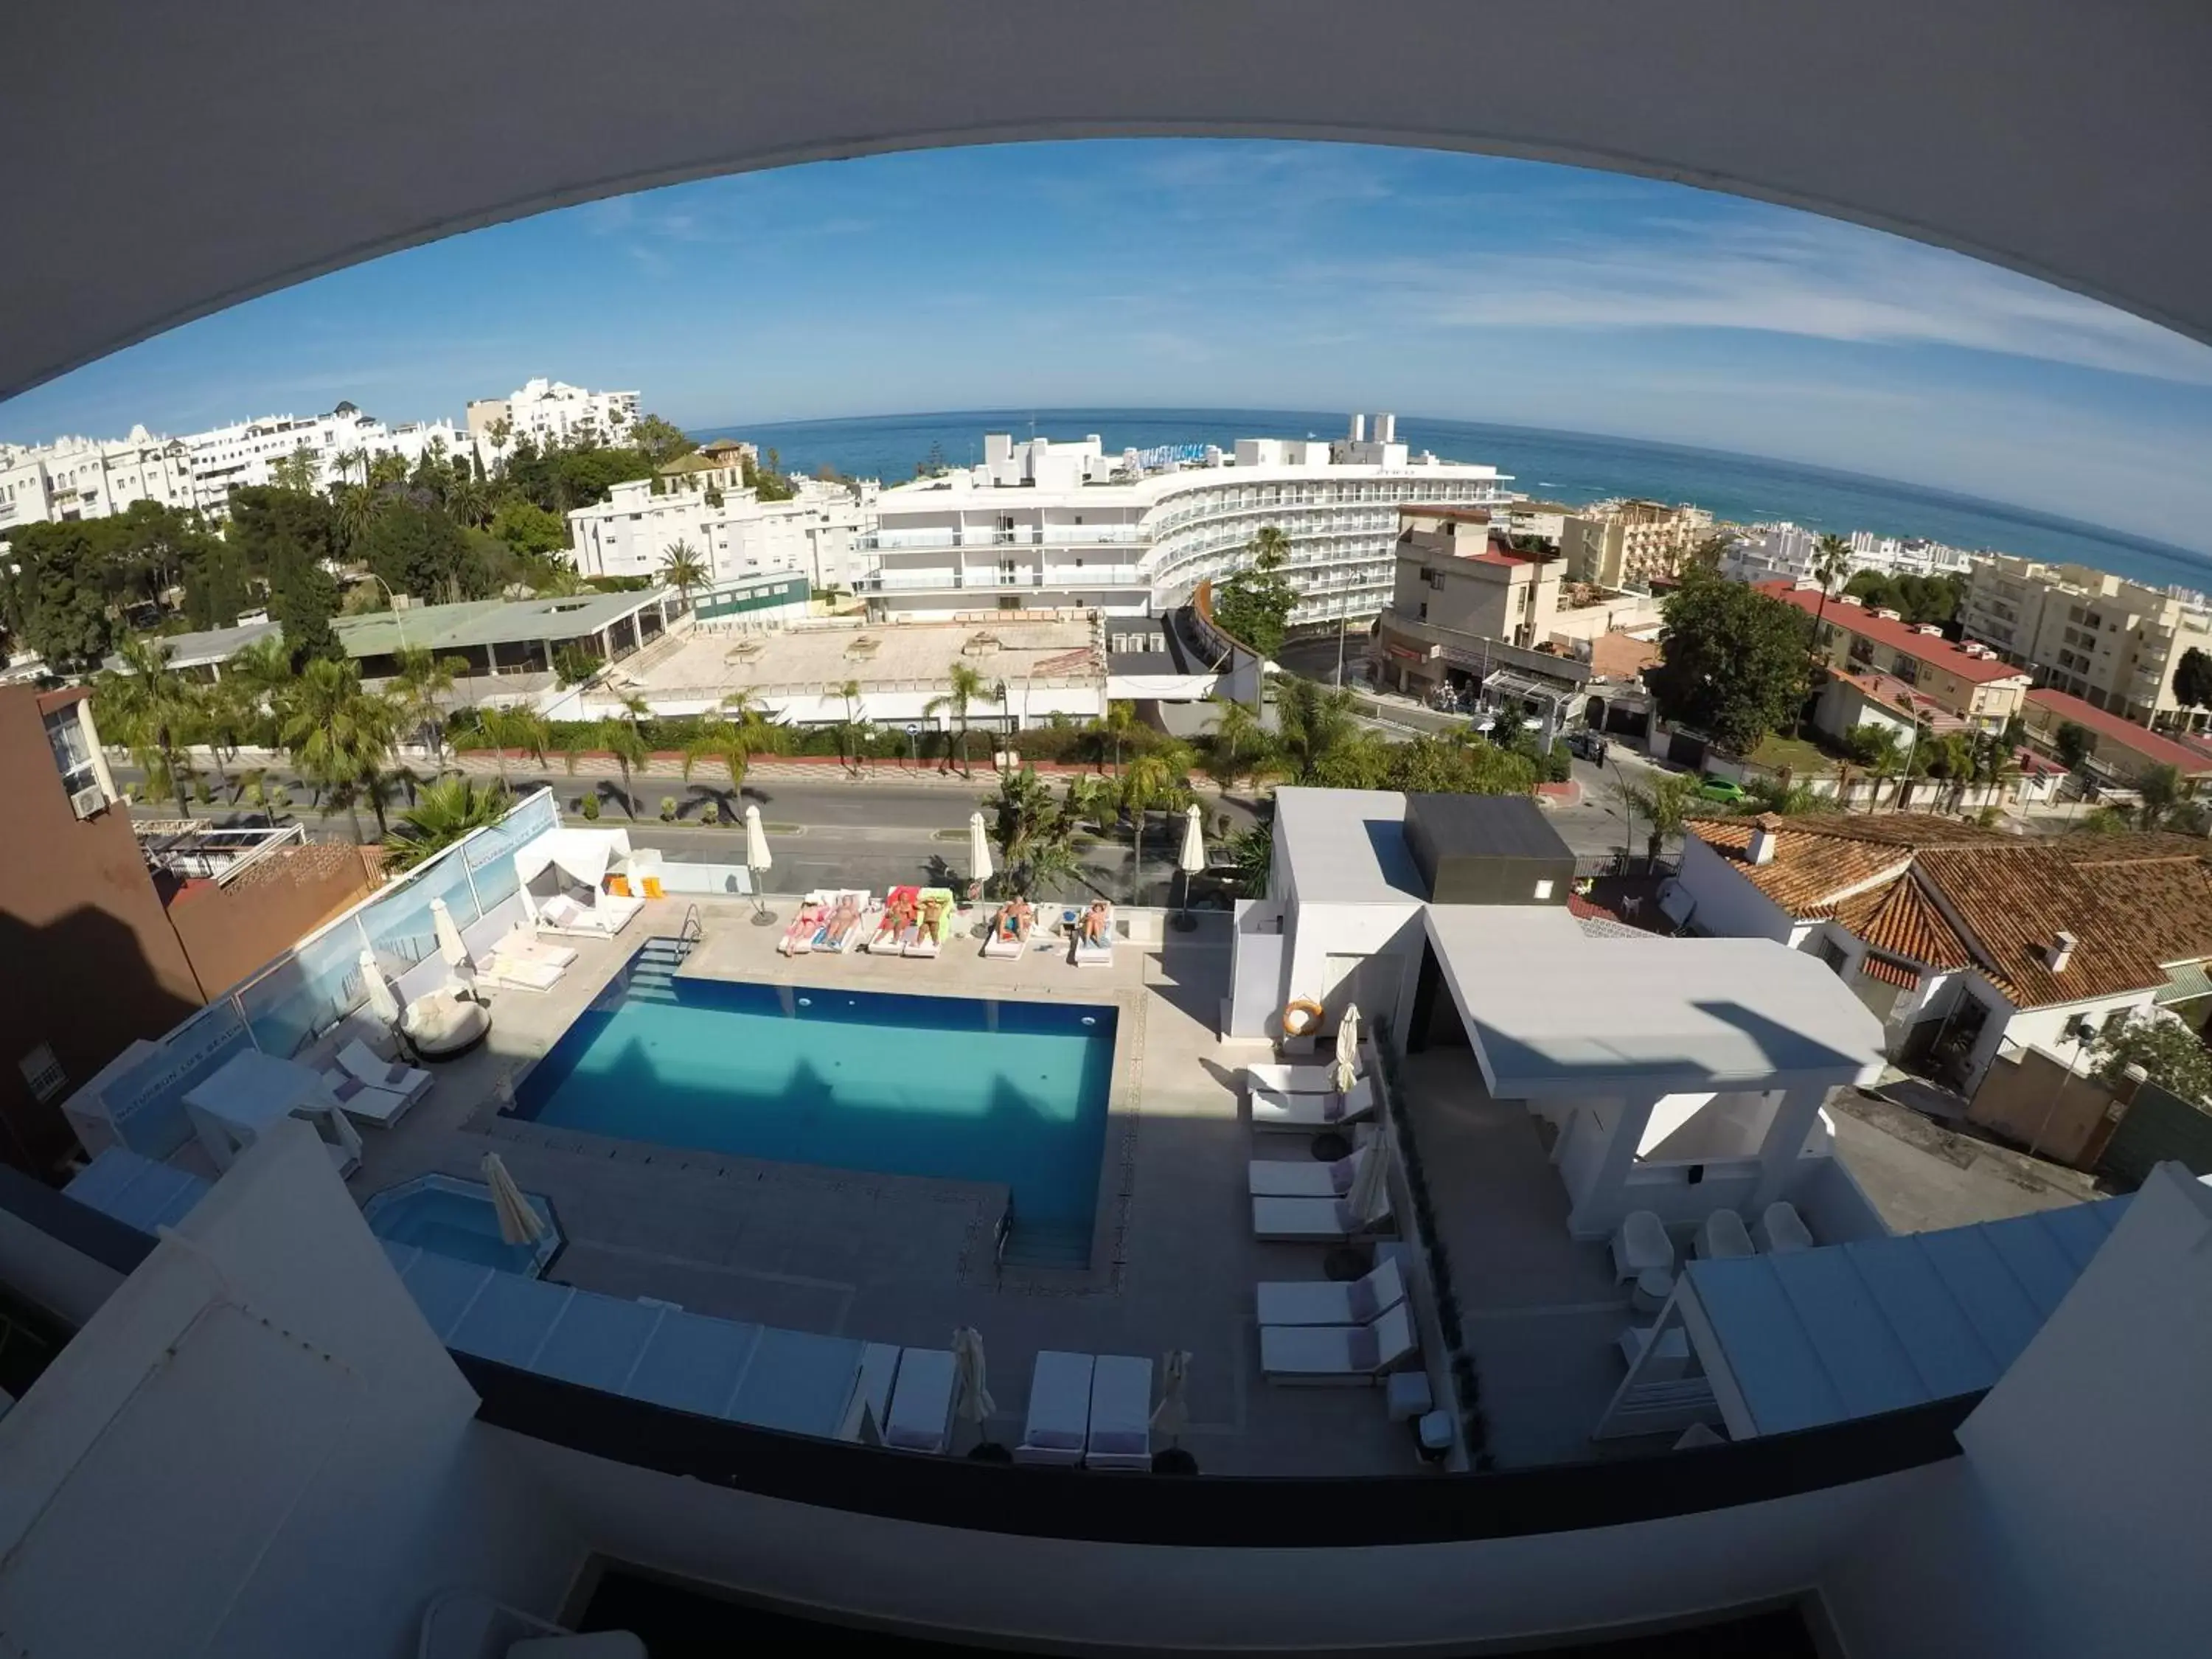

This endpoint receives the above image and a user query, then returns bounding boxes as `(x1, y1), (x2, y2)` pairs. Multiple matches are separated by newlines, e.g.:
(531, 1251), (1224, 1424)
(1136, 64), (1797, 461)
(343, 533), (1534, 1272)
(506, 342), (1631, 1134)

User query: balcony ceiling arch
(4, 0), (2210, 402)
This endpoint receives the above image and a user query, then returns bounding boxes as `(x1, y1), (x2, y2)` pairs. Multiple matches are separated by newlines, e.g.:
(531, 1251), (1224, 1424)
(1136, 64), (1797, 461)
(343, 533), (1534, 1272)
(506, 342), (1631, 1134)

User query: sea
(694, 407), (2212, 596)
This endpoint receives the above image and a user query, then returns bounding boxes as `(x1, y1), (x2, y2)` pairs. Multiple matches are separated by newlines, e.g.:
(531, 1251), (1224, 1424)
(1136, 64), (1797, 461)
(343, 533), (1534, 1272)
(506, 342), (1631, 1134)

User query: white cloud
(1305, 218), (2212, 386)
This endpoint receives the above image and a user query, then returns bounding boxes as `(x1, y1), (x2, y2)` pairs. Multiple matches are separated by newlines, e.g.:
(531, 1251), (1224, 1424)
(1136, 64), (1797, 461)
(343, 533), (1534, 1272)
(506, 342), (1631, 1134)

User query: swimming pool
(514, 950), (1117, 1265)
(362, 1173), (563, 1277)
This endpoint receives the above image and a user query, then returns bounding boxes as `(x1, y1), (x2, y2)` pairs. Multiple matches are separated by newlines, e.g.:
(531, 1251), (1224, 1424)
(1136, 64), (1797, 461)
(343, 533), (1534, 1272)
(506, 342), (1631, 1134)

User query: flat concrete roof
(629, 616), (1099, 699)
(1426, 905), (1888, 1096)
(121, 620), (280, 672)
(1274, 787), (1427, 906)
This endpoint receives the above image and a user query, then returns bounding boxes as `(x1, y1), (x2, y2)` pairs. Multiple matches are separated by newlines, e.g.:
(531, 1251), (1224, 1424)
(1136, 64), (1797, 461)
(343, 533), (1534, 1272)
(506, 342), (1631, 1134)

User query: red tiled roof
(2024, 688), (2212, 776)
(1777, 591), (2031, 685)
(1857, 953), (1921, 990)
(1831, 878), (1975, 970)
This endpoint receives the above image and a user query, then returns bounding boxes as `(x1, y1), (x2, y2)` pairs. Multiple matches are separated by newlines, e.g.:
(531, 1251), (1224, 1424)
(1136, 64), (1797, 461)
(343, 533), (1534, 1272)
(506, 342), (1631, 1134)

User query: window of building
(1418, 602), (1428, 621)
(1817, 936), (1851, 975)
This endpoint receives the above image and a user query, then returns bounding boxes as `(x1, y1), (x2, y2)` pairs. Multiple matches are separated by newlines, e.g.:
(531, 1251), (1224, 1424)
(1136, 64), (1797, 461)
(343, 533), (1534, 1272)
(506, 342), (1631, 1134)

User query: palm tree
(330, 447), (368, 490)
(96, 639), (201, 817)
(2137, 762), (2185, 830)
(1206, 694), (1265, 785)
(1249, 524), (1291, 571)
(391, 647), (467, 762)
(282, 657), (400, 841)
(226, 634), (296, 715)
(1809, 534), (1852, 651)
(681, 718), (749, 816)
(1274, 677), (1360, 783)
(1610, 770), (1704, 868)
(195, 678), (252, 798)
(1093, 699), (1138, 775)
(591, 715), (650, 818)
(835, 678), (865, 772)
(477, 705), (549, 788)
(384, 776), (513, 871)
(331, 483), (383, 556)
(1119, 748), (1186, 900)
(445, 474), (491, 529)
(658, 540), (709, 611)
(926, 661), (991, 778)
(1853, 726), (1907, 813)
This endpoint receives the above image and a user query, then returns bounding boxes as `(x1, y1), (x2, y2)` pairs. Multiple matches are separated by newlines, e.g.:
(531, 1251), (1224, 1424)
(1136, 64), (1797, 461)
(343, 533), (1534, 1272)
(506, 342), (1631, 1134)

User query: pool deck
(347, 896), (1440, 1477)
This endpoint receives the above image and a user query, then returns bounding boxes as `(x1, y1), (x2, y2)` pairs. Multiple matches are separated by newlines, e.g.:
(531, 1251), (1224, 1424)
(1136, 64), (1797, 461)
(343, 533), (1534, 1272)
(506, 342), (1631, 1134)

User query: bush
(579, 793), (601, 821)
(659, 795), (678, 822)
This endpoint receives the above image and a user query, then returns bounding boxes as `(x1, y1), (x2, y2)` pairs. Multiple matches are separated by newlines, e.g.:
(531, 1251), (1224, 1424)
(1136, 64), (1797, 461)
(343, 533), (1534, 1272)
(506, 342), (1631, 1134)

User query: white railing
(855, 566), (1146, 593)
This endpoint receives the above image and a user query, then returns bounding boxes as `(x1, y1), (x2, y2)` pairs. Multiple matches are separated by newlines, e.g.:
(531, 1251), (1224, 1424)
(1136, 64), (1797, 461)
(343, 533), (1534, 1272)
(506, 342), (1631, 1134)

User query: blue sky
(7, 140), (2212, 550)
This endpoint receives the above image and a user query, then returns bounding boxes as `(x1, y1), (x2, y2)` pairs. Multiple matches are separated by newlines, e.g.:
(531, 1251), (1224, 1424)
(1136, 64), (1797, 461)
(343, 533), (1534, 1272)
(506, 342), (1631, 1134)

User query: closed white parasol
(952, 1326), (995, 1443)
(968, 810), (993, 892)
(358, 949), (400, 1027)
(1173, 803), (1207, 931)
(743, 802), (776, 925)
(430, 897), (473, 990)
(481, 1152), (546, 1247)
(1333, 1001), (1363, 1096)
(1150, 1349), (1191, 1445)
(1346, 1132), (1391, 1225)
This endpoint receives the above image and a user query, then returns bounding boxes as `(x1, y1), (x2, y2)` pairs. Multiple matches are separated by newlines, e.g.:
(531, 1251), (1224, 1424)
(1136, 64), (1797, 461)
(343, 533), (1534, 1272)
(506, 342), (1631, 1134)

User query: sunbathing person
(1080, 901), (1110, 945)
(917, 893), (950, 942)
(819, 893), (862, 948)
(993, 900), (1032, 942)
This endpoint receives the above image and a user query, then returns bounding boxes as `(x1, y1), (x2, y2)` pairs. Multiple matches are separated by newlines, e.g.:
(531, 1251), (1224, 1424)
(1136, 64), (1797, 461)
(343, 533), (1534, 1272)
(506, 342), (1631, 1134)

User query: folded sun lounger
(1085, 1353), (1153, 1470)
(1015, 1349), (1093, 1466)
(1248, 1144), (1367, 1197)
(1248, 1076), (1377, 1132)
(1255, 1257), (1407, 1328)
(1252, 1192), (1393, 1242)
(1261, 1302), (1418, 1385)
(883, 1346), (956, 1453)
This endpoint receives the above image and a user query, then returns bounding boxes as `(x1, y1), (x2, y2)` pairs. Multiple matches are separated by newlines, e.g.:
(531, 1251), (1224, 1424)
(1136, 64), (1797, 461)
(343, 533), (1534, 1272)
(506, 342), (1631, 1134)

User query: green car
(1697, 776), (1747, 803)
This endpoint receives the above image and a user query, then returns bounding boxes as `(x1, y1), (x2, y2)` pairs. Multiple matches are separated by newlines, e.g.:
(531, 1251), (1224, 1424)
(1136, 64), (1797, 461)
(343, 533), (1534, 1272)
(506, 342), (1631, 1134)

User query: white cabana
(182, 1049), (362, 1179)
(1596, 1194), (2133, 1442)
(514, 827), (644, 937)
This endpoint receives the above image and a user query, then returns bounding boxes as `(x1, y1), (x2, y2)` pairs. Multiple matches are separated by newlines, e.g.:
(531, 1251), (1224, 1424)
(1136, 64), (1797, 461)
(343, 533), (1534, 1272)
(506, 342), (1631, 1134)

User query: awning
(2155, 960), (2212, 1006)
(1657, 1197), (2130, 1439)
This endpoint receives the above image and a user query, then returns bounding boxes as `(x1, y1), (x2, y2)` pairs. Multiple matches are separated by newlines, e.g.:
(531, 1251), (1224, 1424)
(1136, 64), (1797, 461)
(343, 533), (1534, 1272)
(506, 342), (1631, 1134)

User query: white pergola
(5, 1), (2211, 399)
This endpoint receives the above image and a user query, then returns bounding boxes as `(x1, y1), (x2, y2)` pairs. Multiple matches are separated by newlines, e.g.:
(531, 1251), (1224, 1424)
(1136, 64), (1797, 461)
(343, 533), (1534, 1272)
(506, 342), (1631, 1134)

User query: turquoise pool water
(515, 950), (1117, 1263)
(362, 1175), (561, 1276)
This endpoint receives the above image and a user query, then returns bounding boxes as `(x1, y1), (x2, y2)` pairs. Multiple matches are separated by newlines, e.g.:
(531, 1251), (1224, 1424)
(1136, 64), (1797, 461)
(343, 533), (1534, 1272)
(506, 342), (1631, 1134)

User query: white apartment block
(858, 413), (1512, 627)
(567, 459), (870, 594)
(1961, 554), (2212, 728)
(468, 378), (639, 452)
(1722, 522), (1983, 588)
(181, 405), (482, 511)
(0, 427), (194, 532)
(1847, 528), (1978, 577)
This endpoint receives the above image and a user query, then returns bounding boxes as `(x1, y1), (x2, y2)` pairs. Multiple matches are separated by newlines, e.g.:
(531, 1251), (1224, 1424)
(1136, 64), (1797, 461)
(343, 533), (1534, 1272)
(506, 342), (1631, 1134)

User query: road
(115, 762), (1270, 907)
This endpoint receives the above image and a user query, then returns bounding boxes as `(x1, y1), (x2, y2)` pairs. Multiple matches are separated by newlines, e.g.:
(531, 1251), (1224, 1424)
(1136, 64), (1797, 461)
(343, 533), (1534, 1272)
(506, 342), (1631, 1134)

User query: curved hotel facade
(857, 414), (1512, 627)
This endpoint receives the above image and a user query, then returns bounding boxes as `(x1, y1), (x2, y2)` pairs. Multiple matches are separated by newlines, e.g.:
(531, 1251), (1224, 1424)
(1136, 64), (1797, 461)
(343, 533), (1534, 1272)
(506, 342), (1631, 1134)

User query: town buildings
(1722, 523), (1978, 588)
(1371, 507), (1661, 704)
(465, 378), (639, 451)
(566, 453), (871, 594)
(2018, 686), (2212, 788)
(1959, 556), (2212, 729)
(856, 414), (1512, 628)
(1674, 813), (2212, 1106)
(1558, 498), (1714, 590)
(1784, 590), (2031, 735)
(0, 428), (195, 532)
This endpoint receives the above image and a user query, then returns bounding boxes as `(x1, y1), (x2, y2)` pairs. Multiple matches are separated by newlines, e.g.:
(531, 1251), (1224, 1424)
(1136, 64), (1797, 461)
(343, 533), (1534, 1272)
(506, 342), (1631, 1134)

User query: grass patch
(1748, 731), (1842, 776)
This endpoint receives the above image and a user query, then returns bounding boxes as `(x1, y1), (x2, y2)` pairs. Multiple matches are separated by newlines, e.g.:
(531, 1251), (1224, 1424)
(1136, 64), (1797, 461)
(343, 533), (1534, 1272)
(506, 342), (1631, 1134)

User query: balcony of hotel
(853, 563), (1147, 594)
(858, 524), (1147, 552)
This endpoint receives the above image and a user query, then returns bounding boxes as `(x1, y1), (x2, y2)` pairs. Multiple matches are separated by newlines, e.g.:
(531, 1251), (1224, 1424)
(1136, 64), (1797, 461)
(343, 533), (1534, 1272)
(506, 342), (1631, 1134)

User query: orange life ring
(1282, 999), (1326, 1036)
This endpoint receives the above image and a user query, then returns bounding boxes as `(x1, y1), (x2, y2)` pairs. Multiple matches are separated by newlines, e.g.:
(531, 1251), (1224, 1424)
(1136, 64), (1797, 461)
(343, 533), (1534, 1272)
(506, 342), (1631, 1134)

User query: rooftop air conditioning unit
(69, 784), (105, 819)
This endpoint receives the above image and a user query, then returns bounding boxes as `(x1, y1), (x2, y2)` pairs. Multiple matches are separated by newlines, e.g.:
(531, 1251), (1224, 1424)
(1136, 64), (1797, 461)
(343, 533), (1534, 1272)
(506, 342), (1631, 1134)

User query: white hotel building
(0, 427), (195, 532)
(856, 414), (1512, 627)
(467, 377), (639, 451)
(565, 455), (872, 594)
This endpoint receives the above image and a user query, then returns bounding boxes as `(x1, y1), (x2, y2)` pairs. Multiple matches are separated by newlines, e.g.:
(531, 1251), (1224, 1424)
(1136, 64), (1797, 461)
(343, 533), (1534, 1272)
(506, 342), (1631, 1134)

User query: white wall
(0, 1125), (580, 1659)
(1280, 900), (1425, 1032)
(1674, 837), (1796, 943)
(511, 1431), (1942, 1654)
(1818, 1165), (2212, 1658)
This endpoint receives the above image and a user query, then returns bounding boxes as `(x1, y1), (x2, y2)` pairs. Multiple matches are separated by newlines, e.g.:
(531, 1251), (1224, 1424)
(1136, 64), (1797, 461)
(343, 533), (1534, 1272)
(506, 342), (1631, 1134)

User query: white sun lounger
(883, 1346), (956, 1453)
(1260, 1302), (1418, 1385)
(337, 1041), (431, 1107)
(1252, 1193), (1392, 1242)
(1015, 1350), (1093, 1466)
(1610, 1210), (1674, 1284)
(1085, 1353), (1153, 1470)
(1244, 1062), (1354, 1096)
(1073, 907), (1114, 967)
(981, 908), (1032, 959)
(1249, 1076), (1377, 1133)
(479, 952), (566, 993)
(1248, 1145), (1366, 1197)
(1256, 1257), (1407, 1328)
(1754, 1200), (1814, 1253)
(1694, 1208), (1756, 1260)
(904, 917), (947, 959)
(536, 891), (644, 939)
(320, 1067), (416, 1129)
(494, 927), (578, 969)
(816, 891), (874, 953)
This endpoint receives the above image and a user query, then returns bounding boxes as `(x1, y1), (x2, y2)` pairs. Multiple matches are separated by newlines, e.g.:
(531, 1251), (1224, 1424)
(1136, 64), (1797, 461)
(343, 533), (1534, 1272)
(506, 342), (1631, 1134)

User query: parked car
(1566, 729), (1609, 764)
(1697, 776), (1747, 803)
